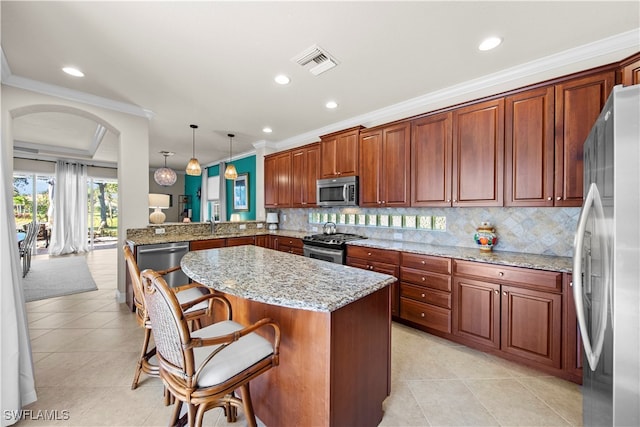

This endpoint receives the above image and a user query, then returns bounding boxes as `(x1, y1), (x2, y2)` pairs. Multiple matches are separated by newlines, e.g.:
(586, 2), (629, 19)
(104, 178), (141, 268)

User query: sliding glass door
(87, 178), (118, 250)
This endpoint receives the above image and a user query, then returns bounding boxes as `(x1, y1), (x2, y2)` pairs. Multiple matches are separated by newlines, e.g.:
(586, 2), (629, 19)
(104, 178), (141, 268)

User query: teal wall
(185, 156), (256, 222)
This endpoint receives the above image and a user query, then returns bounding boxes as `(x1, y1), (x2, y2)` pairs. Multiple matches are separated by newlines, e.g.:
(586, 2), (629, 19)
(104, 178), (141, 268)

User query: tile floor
(19, 248), (583, 426)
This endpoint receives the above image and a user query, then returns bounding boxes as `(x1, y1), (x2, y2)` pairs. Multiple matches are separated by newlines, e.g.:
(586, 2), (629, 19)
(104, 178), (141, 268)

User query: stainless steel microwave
(317, 176), (359, 207)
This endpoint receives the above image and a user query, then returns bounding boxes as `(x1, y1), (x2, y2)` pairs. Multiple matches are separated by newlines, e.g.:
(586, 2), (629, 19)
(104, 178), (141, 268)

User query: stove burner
(302, 232), (366, 249)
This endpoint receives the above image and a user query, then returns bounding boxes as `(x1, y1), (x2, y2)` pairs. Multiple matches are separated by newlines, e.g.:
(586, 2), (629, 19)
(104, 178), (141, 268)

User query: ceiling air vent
(291, 44), (338, 76)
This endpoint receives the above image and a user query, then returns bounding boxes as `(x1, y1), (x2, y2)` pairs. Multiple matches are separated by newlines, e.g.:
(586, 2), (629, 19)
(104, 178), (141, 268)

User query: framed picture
(233, 173), (249, 211)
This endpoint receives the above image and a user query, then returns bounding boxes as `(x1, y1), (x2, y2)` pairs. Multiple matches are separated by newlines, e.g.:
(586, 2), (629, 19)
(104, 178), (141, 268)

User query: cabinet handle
(453, 199), (457, 203)
(421, 277), (426, 281)
(337, 172), (342, 175)
(421, 260), (426, 265)
(547, 197), (552, 201)
(494, 290), (499, 294)
(369, 266), (374, 270)
(503, 291), (507, 296)
(570, 281), (573, 287)
(367, 252), (372, 256)
(446, 199), (451, 203)
(421, 293), (426, 298)
(498, 272), (504, 277)
(420, 312), (425, 318)
(378, 201), (382, 204)
(556, 196), (562, 201)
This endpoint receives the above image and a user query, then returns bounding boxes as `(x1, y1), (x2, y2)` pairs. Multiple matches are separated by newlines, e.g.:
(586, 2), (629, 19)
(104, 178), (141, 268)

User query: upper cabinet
(264, 151), (292, 208)
(411, 112), (453, 207)
(452, 98), (505, 207)
(505, 87), (555, 207)
(291, 143), (320, 207)
(359, 122), (411, 207)
(619, 53), (640, 86)
(554, 71), (614, 207)
(320, 126), (362, 178)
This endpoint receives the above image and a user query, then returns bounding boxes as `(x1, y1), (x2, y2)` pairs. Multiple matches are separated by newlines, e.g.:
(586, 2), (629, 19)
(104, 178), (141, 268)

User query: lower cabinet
(255, 235), (269, 248)
(346, 246), (400, 317)
(190, 239), (226, 251)
(271, 235), (304, 255)
(452, 260), (563, 370)
(226, 236), (255, 247)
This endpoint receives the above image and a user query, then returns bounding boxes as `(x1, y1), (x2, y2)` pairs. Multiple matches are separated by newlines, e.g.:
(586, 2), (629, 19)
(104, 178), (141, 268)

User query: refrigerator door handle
(573, 182), (610, 371)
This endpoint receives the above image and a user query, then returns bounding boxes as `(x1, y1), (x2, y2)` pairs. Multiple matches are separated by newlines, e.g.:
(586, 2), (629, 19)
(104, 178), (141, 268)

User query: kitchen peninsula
(181, 245), (397, 426)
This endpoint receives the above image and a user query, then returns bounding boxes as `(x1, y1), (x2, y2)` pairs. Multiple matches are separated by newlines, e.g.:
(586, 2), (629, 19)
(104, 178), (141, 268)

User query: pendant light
(154, 151), (177, 186)
(224, 133), (238, 180)
(185, 124), (201, 176)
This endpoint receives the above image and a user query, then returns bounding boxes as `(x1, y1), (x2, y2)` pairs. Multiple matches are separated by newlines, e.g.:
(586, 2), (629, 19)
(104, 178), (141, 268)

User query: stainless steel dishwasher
(136, 242), (190, 288)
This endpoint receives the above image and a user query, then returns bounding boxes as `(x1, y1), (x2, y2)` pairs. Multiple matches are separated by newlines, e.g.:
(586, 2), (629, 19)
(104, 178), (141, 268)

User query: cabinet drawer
(401, 283), (451, 309)
(401, 267), (451, 292)
(226, 236), (255, 247)
(402, 252), (451, 274)
(190, 239), (225, 251)
(400, 298), (451, 334)
(453, 260), (562, 292)
(347, 246), (400, 264)
(279, 237), (303, 248)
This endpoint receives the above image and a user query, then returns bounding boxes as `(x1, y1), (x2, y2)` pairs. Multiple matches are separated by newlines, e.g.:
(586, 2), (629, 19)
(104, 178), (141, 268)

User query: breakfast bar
(181, 245), (397, 426)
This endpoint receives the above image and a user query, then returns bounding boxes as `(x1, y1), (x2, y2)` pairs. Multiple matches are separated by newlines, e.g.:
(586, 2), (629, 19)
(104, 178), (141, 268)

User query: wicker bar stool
(140, 268), (280, 427)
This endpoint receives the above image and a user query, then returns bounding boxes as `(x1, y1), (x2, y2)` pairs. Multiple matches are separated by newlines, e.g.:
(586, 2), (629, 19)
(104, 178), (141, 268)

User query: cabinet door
(411, 112), (453, 207)
(255, 235), (268, 248)
(505, 87), (555, 207)
(452, 99), (504, 207)
(381, 122), (411, 206)
(501, 285), (562, 368)
(347, 257), (400, 317)
(291, 144), (320, 207)
(620, 55), (640, 86)
(321, 128), (360, 178)
(359, 130), (383, 207)
(554, 71), (614, 206)
(563, 273), (583, 381)
(453, 276), (501, 349)
(264, 155), (277, 207)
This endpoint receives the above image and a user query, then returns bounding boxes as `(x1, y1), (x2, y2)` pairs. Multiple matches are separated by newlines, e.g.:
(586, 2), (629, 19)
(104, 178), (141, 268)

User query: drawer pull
(421, 293), (426, 298)
(421, 277), (426, 281)
(498, 272), (504, 277)
(367, 252), (372, 256)
(503, 291), (507, 296)
(494, 290), (499, 294)
(420, 312), (425, 318)
(421, 260), (426, 264)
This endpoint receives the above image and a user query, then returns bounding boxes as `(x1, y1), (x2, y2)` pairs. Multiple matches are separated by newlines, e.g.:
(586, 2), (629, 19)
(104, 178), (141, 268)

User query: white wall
(2, 85), (149, 300)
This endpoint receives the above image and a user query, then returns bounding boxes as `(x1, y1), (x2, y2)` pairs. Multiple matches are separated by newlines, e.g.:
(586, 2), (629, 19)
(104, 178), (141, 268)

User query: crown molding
(274, 28), (640, 151)
(1, 47), (154, 119)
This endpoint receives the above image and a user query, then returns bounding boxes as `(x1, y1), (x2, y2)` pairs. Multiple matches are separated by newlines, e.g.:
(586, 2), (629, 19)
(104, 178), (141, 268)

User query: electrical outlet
(239, 224), (246, 230)
(311, 226), (318, 232)
(155, 228), (165, 235)
(283, 214), (287, 221)
(393, 232), (403, 240)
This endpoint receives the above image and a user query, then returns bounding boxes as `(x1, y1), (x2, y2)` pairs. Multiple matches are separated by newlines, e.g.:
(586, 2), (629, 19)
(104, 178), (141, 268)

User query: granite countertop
(348, 239), (573, 273)
(126, 229), (308, 246)
(181, 245), (397, 312)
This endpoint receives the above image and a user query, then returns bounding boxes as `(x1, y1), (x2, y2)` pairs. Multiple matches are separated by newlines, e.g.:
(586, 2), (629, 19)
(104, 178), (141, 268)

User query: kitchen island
(181, 245), (397, 427)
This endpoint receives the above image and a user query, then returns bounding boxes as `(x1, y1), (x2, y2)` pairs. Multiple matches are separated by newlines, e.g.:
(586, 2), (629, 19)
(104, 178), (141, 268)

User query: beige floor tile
(56, 311), (122, 329)
(379, 380), (430, 426)
(518, 376), (583, 426)
(28, 312), (88, 329)
(27, 328), (53, 340)
(465, 378), (571, 426)
(409, 379), (499, 426)
(29, 328), (93, 353)
(26, 311), (55, 322)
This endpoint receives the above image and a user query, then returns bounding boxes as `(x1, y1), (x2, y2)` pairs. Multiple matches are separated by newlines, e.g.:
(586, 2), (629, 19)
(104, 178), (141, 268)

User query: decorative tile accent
(338, 214), (346, 224)
(418, 215), (432, 230)
(391, 215), (403, 228)
(403, 215), (416, 228)
(347, 214), (356, 225)
(321, 213), (329, 223)
(312, 212), (320, 223)
(367, 214), (378, 226)
(433, 216), (446, 231)
(357, 214), (367, 226)
(379, 214), (389, 227)
(329, 213), (337, 223)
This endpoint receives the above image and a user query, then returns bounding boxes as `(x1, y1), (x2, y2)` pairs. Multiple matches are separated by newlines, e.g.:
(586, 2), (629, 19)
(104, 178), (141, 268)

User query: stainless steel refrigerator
(573, 84), (640, 426)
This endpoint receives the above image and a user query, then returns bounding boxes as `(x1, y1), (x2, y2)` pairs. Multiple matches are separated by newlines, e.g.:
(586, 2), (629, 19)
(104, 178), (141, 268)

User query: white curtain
(49, 161), (88, 256)
(219, 162), (227, 221)
(200, 167), (209, 222)
(1, 143), (37, 424)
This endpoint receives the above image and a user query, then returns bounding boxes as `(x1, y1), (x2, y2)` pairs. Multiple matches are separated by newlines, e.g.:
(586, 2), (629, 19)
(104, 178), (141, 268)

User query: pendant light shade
(185, 124), (201, 176)
(154, 151), (177, 186)
(224, 133), (238, 180)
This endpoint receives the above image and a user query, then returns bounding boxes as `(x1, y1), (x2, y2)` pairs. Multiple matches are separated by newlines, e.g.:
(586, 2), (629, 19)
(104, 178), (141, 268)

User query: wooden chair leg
(240, 383), (257, 427)
(170, 400), (183, 427)
(131, 327), (153, 389)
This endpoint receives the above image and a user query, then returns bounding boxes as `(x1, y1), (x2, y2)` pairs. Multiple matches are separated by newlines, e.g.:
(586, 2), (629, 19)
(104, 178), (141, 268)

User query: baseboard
(114, 289), (126, 303)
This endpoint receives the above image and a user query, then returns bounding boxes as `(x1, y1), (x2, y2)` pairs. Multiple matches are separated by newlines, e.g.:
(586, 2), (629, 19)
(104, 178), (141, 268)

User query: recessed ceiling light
(274, 74), (290, 85)
(325, 101), (338, 109)
(62, 66), (84, 77)
(478, 36), (502, 51)
(263, 127), (273, 133)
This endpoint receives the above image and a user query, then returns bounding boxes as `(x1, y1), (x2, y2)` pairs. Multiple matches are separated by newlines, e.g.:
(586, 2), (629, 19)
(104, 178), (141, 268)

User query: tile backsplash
(273, 207), (580, 257)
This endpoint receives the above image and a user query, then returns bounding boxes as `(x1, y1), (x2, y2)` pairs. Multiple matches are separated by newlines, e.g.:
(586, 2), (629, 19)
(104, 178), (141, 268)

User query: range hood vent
(291, 44), (338, 76)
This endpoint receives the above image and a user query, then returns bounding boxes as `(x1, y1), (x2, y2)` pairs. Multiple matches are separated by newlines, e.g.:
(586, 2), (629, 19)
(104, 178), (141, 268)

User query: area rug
(22, 255), (98, 302)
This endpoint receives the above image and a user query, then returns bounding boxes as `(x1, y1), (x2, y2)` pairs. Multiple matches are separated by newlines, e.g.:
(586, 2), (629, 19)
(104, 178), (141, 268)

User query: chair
(140, 269), (280, 427)
(123, 245), (225, 390)
(20, 222), (37, 277)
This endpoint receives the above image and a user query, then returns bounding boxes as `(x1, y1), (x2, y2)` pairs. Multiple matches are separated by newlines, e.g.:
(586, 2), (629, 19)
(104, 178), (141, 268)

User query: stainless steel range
(302, 232), (366, 264)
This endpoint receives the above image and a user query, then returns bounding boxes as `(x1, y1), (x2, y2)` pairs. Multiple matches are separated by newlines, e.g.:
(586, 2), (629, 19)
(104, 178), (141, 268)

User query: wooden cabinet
(255, 235), (269, 248)
(190, 238), (226, 251)
(320, 126), (362, 178)
(619, 52), (640, 86)
(264, 151), (292, 208)
(399, 253), (452, 335)
(554, 71), (614, 207)
(226, 236), (255, 247)
(505, 86), (555, 207)
(453, 260), (563, 369)
(359, 122), (411, 207)
(271, 235), (303, 256)
(563, 273), (583, 383)
(411, 112), (453, 207)
(291, 143), (320, 207)
(346, 246), (400, 317)
(452, 98), (504, 207)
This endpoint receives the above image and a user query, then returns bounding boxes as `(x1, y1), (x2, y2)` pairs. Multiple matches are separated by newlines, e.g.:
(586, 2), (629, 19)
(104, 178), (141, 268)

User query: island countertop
(180, 245), (397, 312)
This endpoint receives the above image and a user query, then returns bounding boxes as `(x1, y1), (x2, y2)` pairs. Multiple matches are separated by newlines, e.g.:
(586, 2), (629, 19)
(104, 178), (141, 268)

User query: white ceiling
(2, 1), (639, 170)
